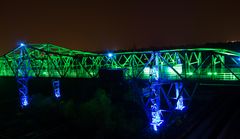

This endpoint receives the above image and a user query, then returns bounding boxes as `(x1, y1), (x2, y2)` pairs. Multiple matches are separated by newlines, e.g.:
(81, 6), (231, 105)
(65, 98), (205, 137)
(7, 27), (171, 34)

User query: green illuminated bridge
(2, 43), (240, 131)
(0, 44), (240, 81)
(1, 43), (240, 81)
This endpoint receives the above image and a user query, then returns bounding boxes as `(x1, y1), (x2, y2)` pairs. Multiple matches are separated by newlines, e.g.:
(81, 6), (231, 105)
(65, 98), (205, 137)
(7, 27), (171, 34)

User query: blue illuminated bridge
(1, 43), (240, 131)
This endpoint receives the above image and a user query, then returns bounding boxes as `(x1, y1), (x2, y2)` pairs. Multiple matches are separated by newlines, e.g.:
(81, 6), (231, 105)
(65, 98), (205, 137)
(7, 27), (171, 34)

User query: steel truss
(0, 44), (240, 82)
(0, 43), (240, 117)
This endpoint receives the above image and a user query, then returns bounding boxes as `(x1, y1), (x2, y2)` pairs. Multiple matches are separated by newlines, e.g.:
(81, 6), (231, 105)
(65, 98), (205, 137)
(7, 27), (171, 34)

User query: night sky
(1, 0), (240, 55)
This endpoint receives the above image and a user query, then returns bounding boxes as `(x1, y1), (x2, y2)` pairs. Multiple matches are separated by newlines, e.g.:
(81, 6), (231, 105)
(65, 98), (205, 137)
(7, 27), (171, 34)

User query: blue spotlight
(107, 53), (113, 58)
(20, 43), (26, 47)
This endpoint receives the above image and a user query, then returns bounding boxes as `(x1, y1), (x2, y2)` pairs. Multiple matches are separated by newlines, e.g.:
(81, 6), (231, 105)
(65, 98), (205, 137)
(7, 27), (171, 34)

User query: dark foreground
(0, 78), (240, 138)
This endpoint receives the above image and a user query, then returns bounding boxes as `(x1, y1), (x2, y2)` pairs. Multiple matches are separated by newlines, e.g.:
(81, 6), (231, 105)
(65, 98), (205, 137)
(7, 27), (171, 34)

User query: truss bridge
(1, 43), (240, 131)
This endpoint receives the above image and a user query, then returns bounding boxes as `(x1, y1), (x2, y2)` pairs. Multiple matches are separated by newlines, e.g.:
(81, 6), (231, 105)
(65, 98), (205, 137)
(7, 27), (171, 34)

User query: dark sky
(1, 0), (240, 55)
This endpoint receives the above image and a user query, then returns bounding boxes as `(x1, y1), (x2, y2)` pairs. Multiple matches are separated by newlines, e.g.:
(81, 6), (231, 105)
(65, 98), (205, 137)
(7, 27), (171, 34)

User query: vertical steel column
(17, 43), (30, 108)
(150, 53), (164, 131)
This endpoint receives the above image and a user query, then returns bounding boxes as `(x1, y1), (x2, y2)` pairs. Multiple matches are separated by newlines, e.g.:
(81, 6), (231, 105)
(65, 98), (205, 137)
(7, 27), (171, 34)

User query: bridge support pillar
(151, 107), (164, 131)
(52, 79), (61, 98)
(16, 43), (31, 108)
(150, 88), (164, 131)
(142, 83), (168, 131)
(17, 77), (29, 108)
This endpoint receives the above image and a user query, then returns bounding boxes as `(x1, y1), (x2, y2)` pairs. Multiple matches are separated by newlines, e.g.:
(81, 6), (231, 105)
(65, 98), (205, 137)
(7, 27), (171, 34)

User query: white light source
(108, 53), (113, 58)
(20, 43), (26, 47)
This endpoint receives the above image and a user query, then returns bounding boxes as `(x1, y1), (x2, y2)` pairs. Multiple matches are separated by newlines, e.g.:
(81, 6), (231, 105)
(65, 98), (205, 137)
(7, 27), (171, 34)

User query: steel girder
(0, 44), (240, 81)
